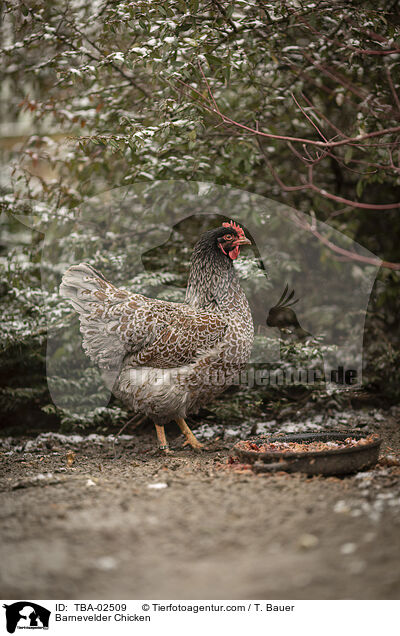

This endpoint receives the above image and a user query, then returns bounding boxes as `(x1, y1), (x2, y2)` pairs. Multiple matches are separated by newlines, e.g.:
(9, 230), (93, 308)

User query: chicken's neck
(185, 245), (247, 313)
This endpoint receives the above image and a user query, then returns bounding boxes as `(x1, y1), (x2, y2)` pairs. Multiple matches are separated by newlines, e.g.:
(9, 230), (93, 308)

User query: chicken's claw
(176, 417), (204, 451)
(182, 438), (204, 451)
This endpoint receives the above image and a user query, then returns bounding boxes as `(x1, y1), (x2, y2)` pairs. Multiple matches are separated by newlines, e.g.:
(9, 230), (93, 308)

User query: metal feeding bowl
(232, 431), (382, 476)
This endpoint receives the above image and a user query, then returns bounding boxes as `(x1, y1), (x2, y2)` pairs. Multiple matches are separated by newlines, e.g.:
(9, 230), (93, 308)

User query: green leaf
(344, 147), (353, 165)
(226, 4), (235, 19)
(205, 53), (223, 68)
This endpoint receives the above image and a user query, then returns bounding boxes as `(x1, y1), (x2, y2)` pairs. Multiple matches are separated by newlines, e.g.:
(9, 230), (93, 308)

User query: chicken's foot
(176, 417), (203, 450)
(155, 424), (172, 454)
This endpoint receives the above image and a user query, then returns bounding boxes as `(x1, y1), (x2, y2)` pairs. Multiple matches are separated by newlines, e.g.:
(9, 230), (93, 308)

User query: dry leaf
(66, 451), (75, 467)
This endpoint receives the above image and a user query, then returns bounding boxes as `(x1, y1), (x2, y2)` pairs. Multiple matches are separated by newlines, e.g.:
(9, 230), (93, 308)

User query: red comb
(222, 220), (245, 238)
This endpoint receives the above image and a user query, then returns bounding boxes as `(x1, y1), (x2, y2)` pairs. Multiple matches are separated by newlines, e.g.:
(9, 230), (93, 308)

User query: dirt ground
(1, 408), (399, 600)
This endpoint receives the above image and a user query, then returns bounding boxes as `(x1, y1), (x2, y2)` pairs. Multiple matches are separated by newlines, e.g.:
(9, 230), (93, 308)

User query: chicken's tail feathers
(60, 263), (130, 315)
(60, 263), (132, 369)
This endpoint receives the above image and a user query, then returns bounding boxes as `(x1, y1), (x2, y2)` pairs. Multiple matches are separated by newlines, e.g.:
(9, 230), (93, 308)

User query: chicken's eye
(224, 234), (233, 240)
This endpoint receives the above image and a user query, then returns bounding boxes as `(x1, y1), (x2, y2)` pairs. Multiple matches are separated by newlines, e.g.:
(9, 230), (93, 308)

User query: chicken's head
(217, 220), (251, 260)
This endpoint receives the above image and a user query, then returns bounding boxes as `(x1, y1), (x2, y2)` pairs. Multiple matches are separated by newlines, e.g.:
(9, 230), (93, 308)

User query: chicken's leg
(155, 424), (171, 453)
(176, 417), (203, 450)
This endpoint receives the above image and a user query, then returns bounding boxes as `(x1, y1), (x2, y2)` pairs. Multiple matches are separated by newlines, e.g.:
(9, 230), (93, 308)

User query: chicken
(60, 221), (254, 452)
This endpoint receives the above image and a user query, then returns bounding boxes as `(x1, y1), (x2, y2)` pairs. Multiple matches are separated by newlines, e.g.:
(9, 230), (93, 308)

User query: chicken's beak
(235, 235), (252, 246)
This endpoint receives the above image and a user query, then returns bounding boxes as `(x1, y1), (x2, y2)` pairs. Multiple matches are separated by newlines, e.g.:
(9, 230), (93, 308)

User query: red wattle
(229, 246), (240, 260)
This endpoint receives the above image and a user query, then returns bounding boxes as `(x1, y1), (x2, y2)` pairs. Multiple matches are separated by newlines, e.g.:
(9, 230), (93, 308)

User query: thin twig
(385, 64), (400, 116)
(112, 414), (146, 457)
(291, 92), (328, 142)
(177, 77), (400, 150)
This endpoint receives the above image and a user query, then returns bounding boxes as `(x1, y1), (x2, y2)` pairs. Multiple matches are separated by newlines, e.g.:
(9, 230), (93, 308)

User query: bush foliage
(1, 1), (400, 430)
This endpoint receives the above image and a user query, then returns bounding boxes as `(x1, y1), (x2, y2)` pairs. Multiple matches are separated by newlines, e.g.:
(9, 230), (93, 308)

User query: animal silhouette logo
(3, 602), (50, 634)
(266, 284), (311, 341)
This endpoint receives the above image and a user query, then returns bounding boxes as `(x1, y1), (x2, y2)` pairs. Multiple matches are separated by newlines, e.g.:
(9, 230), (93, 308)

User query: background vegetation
(1, 0), (399, 433)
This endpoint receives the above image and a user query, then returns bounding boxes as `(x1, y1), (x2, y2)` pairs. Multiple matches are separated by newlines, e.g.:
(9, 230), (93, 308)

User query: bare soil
(1, 409), (399, 600)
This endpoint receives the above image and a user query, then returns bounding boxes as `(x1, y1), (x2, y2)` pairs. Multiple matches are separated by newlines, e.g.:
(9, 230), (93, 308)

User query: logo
(3, 603), (50, 634)
(14, 182), (381, 409)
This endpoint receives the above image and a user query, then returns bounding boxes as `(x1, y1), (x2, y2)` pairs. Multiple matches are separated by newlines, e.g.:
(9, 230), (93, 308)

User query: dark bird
(60, 221), (254, 452)
(266, 284), (310, 341)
